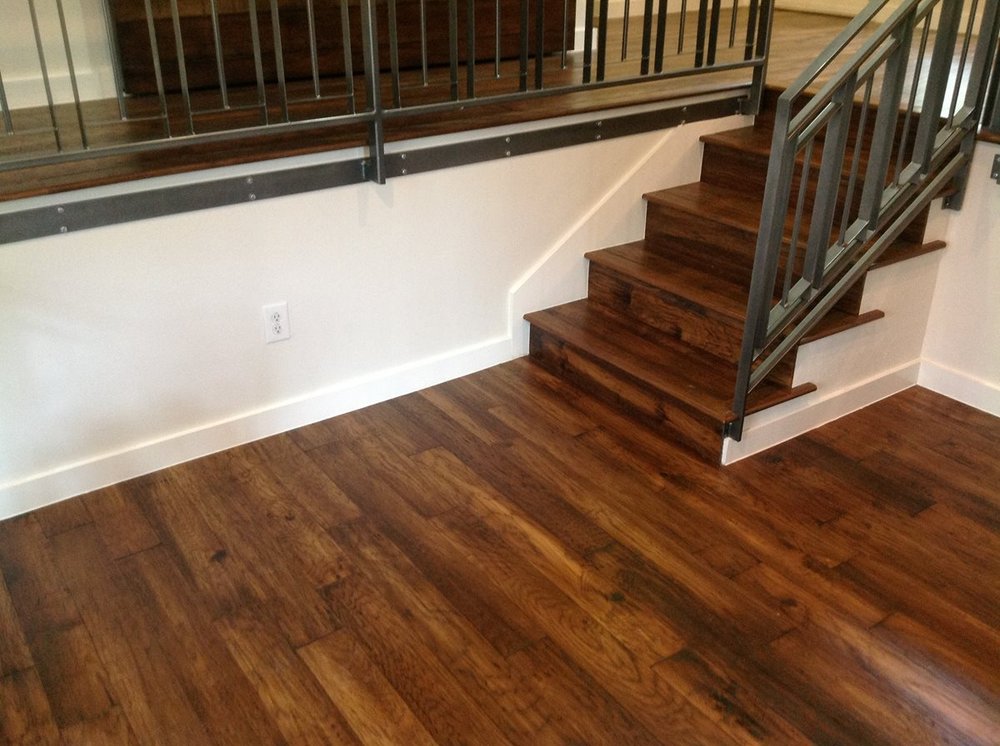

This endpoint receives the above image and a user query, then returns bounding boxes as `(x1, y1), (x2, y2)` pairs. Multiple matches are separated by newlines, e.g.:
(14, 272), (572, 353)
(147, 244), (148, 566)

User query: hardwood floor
(1, 359), (998, 744)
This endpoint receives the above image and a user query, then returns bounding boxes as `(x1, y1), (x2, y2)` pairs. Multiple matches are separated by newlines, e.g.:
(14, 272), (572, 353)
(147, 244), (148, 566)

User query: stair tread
(586, 240), (750, 324)
(644, 181), (766, 240)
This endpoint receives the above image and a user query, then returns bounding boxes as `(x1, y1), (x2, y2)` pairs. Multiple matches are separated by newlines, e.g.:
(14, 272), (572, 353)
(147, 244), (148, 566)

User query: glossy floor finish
(1, 359), (998, 744)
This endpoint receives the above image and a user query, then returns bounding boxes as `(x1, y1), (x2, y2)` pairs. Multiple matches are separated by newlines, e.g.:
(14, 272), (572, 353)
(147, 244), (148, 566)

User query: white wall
(920, 142), (1000, 415)
(0, 114), (742, 519)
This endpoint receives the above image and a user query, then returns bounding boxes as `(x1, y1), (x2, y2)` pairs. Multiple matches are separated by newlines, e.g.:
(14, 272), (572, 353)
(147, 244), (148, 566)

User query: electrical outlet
(262, 302), (290, 343)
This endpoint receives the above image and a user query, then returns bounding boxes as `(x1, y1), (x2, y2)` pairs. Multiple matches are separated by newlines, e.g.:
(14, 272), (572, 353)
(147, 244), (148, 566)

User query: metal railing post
(742, 0), (773, 116)
(360, 0), (386, 183)
(912, 0), (965, 172)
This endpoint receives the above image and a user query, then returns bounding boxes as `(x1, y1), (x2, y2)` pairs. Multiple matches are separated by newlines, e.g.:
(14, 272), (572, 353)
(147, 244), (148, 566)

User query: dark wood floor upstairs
(1, 359), (998, 744)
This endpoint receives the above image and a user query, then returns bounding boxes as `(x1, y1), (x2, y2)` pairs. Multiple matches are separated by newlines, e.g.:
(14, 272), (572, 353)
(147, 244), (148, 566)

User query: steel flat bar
(389, 0), (402, 106)
(914, 0), (962, 172)
(536, 0), (546, 89)
(839, 75), (874, 245)
(583, 0), (595, 82)
(783, 136), (815, 305)
(452, 0), (462, 98)
(597, 0), (610, 80)
(268, 0), (290, 121)
(521, 0), (532, 89)
(99, 0), (128, 118)
(962, 0), (1000, 122)
(561, 0), (569, 67)
(247, 0), (269, 124)
(27, 0), (62, 150)
(340, 0), (356, 112)
(950, 0), (981, 124)
(305, 0), (322, 98)
(622, 0), (632, 60)
(894, 17), (930, 185)
(422, 0), (431, 84)
(641, 0), (655, 74)
(208, 0), (231, 108)
(141, 0), (171, 137)
(54, 0), (88, 148)
(707, 0), (721, 66)
(678, 0), (688, 53)
(695, 0), (709, 66)
(744, 0), (758, 60)
(655, 0), (669, 72)
(168, 0), (195, 134)
(496, 0), (503, 77)
(470, 0), (479, 97)
(359, 0), (385, 182)
(729, 0), (738, 48)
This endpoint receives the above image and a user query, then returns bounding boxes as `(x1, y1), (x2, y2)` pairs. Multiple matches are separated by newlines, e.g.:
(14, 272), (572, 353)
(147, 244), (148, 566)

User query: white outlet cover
(262, 302), (290, 343)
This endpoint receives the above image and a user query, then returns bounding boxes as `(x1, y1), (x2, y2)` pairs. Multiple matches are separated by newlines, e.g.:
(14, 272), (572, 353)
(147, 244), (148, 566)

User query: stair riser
(529, 326), (724, 462)
(645, 202), (758, 255)
(588, 264), (744, 361)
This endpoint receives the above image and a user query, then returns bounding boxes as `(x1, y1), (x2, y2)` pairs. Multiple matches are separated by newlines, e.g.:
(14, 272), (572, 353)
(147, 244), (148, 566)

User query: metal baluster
(99, 0), (127, 119)
(912, 0), (963, 172)
(519, 0), (529, 89)
(168, 0), (195, 134)
(893, 16), (930, 186)
(470, 0), (478, 97)
(54, 0), (88, 148)
(247, 0), (269, 124)
(208, 0), (230, 108)
(784, 136), (815, 306)
(536, 0), (545, 88)
(707, 0), (721, 65)
(0, 69), (12, 134)
(422, 0), (430, 85)
(695, 0), (709, 67)
(949, 0), (981, 124)
(654, 0), (668, 73)
(838, 75), (874, 245)
(340, 0), (356, 112)
(305, 0), (321, 98)
(583, 0), (594, 82)
(744, 0), (758, 60)
(495, 0), (502, 77)
(268, 0), (290, 121)
(641, 0), (655, 74)
(359, 0), (385, 182)
(27, 0), (62, 150)
(622, 0), (631, 60)
(597, 0), (609, 81)
(141, 0), (171, 137)
(388, 0), (402, 106)
(678, 0), (688, 54)
(561, 0), (569, 67)
(729, 0), (738, 48)
(450, 0), (461, 98)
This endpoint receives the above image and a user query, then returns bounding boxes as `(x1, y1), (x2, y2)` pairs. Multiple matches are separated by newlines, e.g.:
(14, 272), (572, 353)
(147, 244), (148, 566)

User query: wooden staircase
(524, 89), (944, 463)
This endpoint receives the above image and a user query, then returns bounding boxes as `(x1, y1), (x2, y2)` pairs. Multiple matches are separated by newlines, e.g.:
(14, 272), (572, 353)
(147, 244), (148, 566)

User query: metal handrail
(728, 0), (1000, 440)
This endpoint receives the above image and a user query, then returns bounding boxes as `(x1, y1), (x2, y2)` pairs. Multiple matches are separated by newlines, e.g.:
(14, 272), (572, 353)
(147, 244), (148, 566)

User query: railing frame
(729, 0), (1000, 440)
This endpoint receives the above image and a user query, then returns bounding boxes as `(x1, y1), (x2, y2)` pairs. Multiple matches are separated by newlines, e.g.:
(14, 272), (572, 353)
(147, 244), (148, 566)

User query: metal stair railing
(729, 0), (1000, 441)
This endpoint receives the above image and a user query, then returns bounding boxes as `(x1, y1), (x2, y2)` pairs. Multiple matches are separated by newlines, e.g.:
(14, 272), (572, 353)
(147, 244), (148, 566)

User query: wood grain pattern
(2, 359), (996, 744)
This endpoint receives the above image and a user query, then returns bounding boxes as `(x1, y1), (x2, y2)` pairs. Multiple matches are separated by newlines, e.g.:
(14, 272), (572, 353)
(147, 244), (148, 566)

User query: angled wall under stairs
(525, 89), (948, 464)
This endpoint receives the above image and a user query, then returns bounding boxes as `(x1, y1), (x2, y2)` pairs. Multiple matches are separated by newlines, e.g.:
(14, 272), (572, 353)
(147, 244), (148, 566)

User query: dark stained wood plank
(0, 667), (61, 745)
(58, 706), (137, 745)
(81, 482), (161, 560)
(31, 498), (93, 538)
(0, 568), (33, 677)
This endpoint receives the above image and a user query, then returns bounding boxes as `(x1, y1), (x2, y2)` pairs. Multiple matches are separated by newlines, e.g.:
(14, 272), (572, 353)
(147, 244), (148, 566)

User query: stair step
(525, 300), (814, 461)
(643, 181), (765, 256)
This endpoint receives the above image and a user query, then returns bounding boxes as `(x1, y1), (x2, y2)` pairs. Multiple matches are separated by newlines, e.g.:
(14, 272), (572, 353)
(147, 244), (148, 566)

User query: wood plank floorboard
(1, 358), (998, 744)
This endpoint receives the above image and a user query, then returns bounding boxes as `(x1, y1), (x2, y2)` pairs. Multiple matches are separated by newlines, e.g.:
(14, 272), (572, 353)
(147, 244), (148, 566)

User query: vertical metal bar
(452, 0), (463, 98)
(422, 0), (431, 85)
(208, 0), (231, 108)
(893, 17), (931, 185)
(707, 0), (721, 66)
(802, 79), (856, 288)
(561, 0), (569, 67)
(521, 0), (531, 89)
(268, 0), (290, 122)
(949, 0), (981, 124)
(839, 75), (874, 245)
(99, 0), (128, 118)
(654, 0), (668, 73)
(54, 0), (88, 148)
(305, 0), (322, 98)
(641, 0), (655, 74)
(340, 0), (356, 112)
(678, 0), (688, 54)
(168, 0), (195, 134)
(859, 16), (914, 231)
(359, 0), (385, 183)
(784, 136), (816, 304)
(0, 69), (13, 134)
(496, 0), (503, 77)
(742, 0), (771, 115)
(912, 0), (963, 172)
(247, 0), (269, 124)
(622, 0), (631, 61)
(744, 0), (759, 60)
(470, 0), (479, 97)
(982, 8), (1000, 131)
(536, 0), (545, 88)
(729, 0), (738, 48)
(583, 0), (595, 82)
(695, 0), (709, 67)
(597, 0), (609, 81)
(388, 0), (402, 106)
(142, 0), (171, 137)
(963, 0), (1000, 120)
(27, 0), (63, 150)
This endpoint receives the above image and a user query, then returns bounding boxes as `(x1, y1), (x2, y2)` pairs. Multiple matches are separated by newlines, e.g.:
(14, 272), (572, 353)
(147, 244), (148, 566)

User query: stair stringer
(722, 218), (948, 463)
(507, 114), (749, 356)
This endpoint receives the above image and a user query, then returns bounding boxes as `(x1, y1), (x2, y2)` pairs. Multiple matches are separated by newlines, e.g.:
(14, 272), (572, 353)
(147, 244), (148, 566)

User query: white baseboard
(721, 359), (922, 464)
(0, 335), (514, 521)
(918, 359), (1000, 417)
